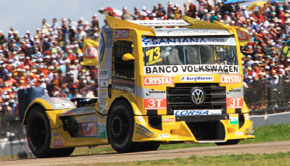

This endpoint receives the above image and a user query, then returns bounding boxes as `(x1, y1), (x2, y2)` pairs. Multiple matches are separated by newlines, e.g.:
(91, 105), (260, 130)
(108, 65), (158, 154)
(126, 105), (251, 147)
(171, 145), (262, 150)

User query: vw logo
(191, 88), (205, 105)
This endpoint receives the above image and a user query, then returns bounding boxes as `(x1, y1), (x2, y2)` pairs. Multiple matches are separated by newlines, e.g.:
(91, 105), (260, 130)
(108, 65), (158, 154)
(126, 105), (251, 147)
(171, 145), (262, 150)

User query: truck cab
(23, 16), (254, 158)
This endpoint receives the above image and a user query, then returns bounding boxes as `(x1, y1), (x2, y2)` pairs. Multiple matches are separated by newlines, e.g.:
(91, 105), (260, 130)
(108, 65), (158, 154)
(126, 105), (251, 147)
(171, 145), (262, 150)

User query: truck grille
(166, 83), (226, 114)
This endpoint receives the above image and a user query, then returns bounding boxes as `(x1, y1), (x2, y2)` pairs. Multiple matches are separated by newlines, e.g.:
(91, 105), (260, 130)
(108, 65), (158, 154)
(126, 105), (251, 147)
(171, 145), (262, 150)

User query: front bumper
(132, 113), (255, 143)
(176, 114), (229, 122)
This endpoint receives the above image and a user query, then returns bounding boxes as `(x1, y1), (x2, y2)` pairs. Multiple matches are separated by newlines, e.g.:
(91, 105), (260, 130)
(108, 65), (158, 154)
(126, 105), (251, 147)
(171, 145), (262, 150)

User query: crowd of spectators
(0, 15), (100, 117)
(1, 0), (290, 120)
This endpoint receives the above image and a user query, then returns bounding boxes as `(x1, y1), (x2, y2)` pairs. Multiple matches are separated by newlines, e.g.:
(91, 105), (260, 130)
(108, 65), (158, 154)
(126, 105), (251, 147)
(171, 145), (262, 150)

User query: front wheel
(108, 100), (161, 153)
(216, 139), (240, 146)
(52, 148), (75, 157)
(26, 106), (74, 158)
(107, 100), (135, 153)
(133, 142), (160, 151)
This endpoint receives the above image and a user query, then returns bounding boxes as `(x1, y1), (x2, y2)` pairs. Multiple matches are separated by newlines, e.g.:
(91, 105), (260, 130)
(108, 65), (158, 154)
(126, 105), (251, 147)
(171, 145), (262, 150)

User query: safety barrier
(245, 78), (290, 112)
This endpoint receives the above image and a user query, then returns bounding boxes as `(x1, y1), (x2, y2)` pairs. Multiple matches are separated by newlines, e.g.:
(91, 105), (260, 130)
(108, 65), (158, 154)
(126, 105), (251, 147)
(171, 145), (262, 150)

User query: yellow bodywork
(23, 16), (254, 149)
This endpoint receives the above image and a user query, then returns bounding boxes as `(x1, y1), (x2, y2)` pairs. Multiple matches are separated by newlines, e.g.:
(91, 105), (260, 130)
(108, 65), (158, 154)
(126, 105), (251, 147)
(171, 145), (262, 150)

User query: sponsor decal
(112, 76), (135, 93)
(112, 84), (135, 93)
(115, 29), (129, 39)
(98, 32), (105, 63)
(145, 89), (166, 98)
(144, 76), (174, 86)
(181, 76), (214, 82)
(52, 132), (60, 137)
(144, 98), (167, 110)
(97, 123), (106, 139)
(51, 98), (65, 102)
(105, 28), (113, 47)
(142, 37), (236, 47)
(145, 47), (163, 66)
(159, 134), (170, 138)
(146, 89), (166, 95)
(227, 87), (243, 98)
(112, 77), (135, 85)
(144, 65), (239, 75)
(228, 89), (241, 93)
(99, 106), (107, 114)
(99, 98), (106, 105)
(99, 80), (108, 88)
(48, 98), (74, 109)
(99, 90), (108, 114)
(244, 113), (249, 120)
(153, 29), (230, 37)
(53, 138), (64, 147)
(229, 114), (239, 125)
(235, 131), (243, 136)
(174, 109), (222, 116)
(227, 97), (243, 108)
(220, 74), (242, 84)
(162, 118), (175, 123)
(229, 89), (241, 93)
(80, 121), (96, 136)
(99, 28), (113, 63)
(99, 70), (108, 79)
(100, 91), (108, 98)
(54, 103), (72, 109)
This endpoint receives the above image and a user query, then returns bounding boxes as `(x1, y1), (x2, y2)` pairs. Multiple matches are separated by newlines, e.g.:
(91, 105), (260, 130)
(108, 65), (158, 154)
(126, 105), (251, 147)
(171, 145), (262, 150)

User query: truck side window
(112, 41), (134, 78)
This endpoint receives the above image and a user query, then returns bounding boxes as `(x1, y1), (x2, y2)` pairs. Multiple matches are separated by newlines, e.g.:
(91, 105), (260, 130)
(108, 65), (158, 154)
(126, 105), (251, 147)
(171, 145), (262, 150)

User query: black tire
(107, 100), (135, 153)
(26, 106), (53, 157)
(133, 142), (160, 151)
(26, 106), (74, 158)
(108, 100), (161, 153)
(51, 147), (75, 157)
(216, 139), (240, 146)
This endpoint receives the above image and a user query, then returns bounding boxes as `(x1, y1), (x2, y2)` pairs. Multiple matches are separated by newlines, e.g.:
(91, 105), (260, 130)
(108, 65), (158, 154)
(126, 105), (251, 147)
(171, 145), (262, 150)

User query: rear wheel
(216, 139), (240, 146)
(26, 106), (74, 158)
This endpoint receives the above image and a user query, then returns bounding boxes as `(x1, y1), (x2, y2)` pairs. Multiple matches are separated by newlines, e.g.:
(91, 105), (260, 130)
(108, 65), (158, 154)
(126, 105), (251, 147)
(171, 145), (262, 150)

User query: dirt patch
(2, 140), (290, 166)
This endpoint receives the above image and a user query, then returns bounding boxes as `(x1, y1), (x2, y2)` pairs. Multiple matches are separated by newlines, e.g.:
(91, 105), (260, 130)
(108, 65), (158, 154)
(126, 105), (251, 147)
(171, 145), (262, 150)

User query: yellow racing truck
(22, 16), (254, 158)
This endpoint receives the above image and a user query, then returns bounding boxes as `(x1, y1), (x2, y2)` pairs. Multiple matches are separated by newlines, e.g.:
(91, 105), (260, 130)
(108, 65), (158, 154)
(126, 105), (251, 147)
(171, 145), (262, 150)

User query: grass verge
(72, 123), (290, 155)
(68, 152), (290, 166)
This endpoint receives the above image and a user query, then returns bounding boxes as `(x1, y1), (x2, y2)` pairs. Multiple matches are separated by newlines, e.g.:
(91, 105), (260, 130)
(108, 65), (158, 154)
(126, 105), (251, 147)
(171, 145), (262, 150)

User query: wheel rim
(111, 112), (130, 144)
(29, 115), (46, 149)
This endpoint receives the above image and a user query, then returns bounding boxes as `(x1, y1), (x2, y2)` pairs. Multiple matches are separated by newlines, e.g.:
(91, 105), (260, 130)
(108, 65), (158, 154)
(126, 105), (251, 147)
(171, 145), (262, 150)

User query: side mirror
(122, 53), (135, 61)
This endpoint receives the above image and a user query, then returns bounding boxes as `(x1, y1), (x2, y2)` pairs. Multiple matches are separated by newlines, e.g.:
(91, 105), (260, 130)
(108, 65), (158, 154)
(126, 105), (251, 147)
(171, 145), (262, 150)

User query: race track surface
(1, 140), (290, 166)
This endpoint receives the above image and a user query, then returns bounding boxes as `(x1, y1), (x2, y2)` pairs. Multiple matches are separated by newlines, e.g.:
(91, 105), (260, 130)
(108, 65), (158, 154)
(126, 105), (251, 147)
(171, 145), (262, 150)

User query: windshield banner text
(142, 37), (236, 47)
(144, 65), (239, 75)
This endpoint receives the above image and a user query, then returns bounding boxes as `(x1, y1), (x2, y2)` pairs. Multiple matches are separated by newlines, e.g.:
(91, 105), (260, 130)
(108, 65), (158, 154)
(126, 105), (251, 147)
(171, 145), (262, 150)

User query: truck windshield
(142, 37), (238, 66)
